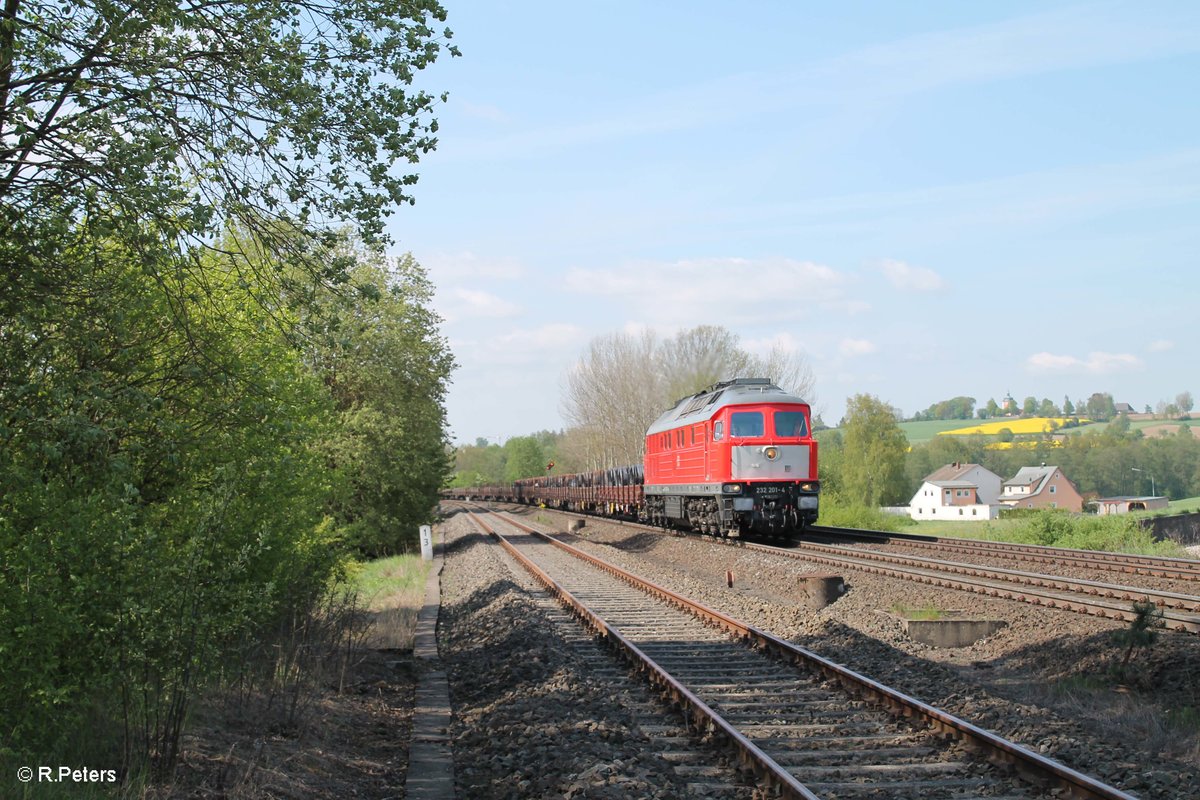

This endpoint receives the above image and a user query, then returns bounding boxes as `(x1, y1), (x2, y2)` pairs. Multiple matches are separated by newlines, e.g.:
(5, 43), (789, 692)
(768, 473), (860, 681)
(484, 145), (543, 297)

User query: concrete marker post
(419, 524), (433, 561)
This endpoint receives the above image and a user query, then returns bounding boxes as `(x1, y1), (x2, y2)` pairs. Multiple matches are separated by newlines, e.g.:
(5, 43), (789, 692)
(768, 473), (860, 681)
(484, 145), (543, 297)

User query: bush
(1008, 510), (1184, 555)
(816, 501), (908, 532)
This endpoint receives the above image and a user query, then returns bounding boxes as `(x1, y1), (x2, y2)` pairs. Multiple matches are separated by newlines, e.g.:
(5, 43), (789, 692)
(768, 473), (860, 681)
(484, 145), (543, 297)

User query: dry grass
(1016, 673), (1200, 762)
(350, 555), (429, 650)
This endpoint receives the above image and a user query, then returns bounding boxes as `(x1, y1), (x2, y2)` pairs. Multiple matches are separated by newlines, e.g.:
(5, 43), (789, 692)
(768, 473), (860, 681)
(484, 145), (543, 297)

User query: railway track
(766, 539), (1200, 633)
(467, 501), (1200, 634)
(468, 507), (1137, 800)
(489, 522), (756, 797)
(809, 525), (1200, 584)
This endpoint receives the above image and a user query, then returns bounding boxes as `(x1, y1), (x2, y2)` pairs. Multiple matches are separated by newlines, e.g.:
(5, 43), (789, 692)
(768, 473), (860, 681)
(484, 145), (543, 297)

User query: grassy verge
(908, 517), (1028, 540)
(911, 511), (1187, 555)
(1164, 496), (1200, 514)
(345, 554), (430, 650)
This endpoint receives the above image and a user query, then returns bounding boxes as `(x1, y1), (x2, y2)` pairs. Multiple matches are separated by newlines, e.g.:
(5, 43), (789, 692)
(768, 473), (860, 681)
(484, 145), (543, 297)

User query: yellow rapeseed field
(938, 417), (1087, 436)
(985, 440), (1063, 450)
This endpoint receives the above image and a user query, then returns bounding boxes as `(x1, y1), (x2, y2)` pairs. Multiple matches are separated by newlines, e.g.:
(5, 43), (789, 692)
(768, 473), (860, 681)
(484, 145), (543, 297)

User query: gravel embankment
(499, 505), (1200, 800)
(841, 538), (1200, 597)
(438, 509), (753, 799)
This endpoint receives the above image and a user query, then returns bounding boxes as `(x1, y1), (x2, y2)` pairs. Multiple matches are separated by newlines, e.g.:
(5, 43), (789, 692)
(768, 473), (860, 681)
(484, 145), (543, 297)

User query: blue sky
(388, 1), (1199, 444)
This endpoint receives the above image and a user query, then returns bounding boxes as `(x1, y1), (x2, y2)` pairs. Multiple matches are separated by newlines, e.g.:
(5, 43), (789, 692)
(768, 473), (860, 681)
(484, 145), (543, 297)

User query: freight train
(448, 378), (819, 538)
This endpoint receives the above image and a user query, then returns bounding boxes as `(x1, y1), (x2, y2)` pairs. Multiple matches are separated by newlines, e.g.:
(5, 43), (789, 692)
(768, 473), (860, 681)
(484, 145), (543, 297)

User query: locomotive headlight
(722, 484), (742, 493)
(800, 483), (813, 492)
(763, 446), (779, 461)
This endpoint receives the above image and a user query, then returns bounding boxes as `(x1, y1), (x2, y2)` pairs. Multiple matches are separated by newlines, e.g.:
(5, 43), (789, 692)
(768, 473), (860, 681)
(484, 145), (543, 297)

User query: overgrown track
(468, 507), (1137, 800)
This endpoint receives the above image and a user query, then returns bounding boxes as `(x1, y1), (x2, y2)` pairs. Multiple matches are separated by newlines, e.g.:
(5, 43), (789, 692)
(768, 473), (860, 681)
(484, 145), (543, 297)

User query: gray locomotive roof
(645, 378), (810, 435)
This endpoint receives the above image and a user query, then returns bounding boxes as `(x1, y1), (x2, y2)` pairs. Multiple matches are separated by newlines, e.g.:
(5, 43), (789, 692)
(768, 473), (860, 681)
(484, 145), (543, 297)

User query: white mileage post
(419, 525), (433, 561)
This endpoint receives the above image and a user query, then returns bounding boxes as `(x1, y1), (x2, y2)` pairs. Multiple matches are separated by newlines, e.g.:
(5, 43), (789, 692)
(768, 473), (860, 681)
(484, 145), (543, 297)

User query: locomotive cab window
(713, 421), (723, 441)
(730, 411), (763, 437)
(774, 411), (808, 438)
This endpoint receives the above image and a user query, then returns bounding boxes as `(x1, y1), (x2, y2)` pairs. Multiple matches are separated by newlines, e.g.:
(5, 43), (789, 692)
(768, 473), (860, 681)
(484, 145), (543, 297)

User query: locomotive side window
(774, 411), (808, 437)
(713, 421), (723, 441)
(730, 411), (763, 437)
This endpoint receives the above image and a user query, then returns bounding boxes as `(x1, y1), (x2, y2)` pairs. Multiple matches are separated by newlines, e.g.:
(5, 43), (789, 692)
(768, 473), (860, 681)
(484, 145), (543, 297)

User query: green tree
(0, 0), (457, 782)
(452, 442), (507, 486)
(1, 0), (457, 249)
(912, 395), (976, 421)
(1178, 391), (1194, 417)
(311, 249), (456, 557)
(0, 227), (337, 775)
(838, 394), (909, 507)
(1063, 396), (1075, 415)
(504, 436), (548, 481)
(1022, 396), (1038, 416)
(1085, 392), (1117, 421)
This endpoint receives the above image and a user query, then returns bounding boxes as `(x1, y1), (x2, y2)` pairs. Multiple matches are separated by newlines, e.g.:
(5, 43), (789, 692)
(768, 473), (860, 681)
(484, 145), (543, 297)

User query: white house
(909, 462), (1004, 522)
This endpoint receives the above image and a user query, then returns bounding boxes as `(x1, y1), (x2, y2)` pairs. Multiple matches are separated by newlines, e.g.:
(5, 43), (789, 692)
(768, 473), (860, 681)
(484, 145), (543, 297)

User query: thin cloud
(1148, 339), (1175, 353)
(743, 332), (806, 356)
(1026, 351), (1143, 374)
(446, 5), (1200, 160)
(437, 288), (521, 323)
(839, 338), (878, 357)
(879, 259), (945, 292)
(485, 324), (588, 366)
(423, 251), (527, 281)
(564, 257), (854, 326)
(458, 101), (510, 122)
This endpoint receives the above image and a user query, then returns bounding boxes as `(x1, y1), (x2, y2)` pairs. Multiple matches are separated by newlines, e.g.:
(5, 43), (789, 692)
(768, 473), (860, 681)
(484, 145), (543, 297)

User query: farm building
(1091, 496), (1169, 515)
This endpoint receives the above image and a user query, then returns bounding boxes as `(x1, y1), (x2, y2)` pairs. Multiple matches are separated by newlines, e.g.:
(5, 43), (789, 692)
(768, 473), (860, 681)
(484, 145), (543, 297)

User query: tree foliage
(561, 325), (816, 468)
(503, 436), (547, 482)
(0, 226), (338, 773)
(310, 250), (455, 557)
(1084, 392), (1117, 422)
(451, 430), (587, 486)
(911, 395), (976, 421)
(837, 394), (909, 507)
(1, 0), (457, 249)
(0, 0), (457, 782)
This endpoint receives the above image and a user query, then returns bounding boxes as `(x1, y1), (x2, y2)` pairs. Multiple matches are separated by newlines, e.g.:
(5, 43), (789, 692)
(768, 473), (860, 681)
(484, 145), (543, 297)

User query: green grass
(908, 511), (1187, 556)
(895, 419), (986, 443)
(908, 517), (1028, 540)
(344, 554), (429, 650)
(346, 554), (428, 612)
(1166, 496), (1200, 514)
(890, 603), (946, 620)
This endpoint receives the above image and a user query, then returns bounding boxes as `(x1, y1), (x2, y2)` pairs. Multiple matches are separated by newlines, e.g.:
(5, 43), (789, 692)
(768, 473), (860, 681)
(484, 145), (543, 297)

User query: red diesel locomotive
(642, 377), (818, 536)
(447, 378), (819, 538)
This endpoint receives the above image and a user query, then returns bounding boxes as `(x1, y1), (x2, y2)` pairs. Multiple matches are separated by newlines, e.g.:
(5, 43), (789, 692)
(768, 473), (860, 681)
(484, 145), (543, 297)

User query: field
(938, 417), (1085, 436)
(1165, 496), (1200, 514)
(894, 419), (986, 443)
(906, 517), (1027, 540)
(889, 416), (1194, 444)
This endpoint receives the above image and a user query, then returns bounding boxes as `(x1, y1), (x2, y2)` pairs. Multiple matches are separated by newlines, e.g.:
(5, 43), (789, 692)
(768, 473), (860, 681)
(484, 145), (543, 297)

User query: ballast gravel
(437, 510), (752, 799)
(534, 508), (1200, 800)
